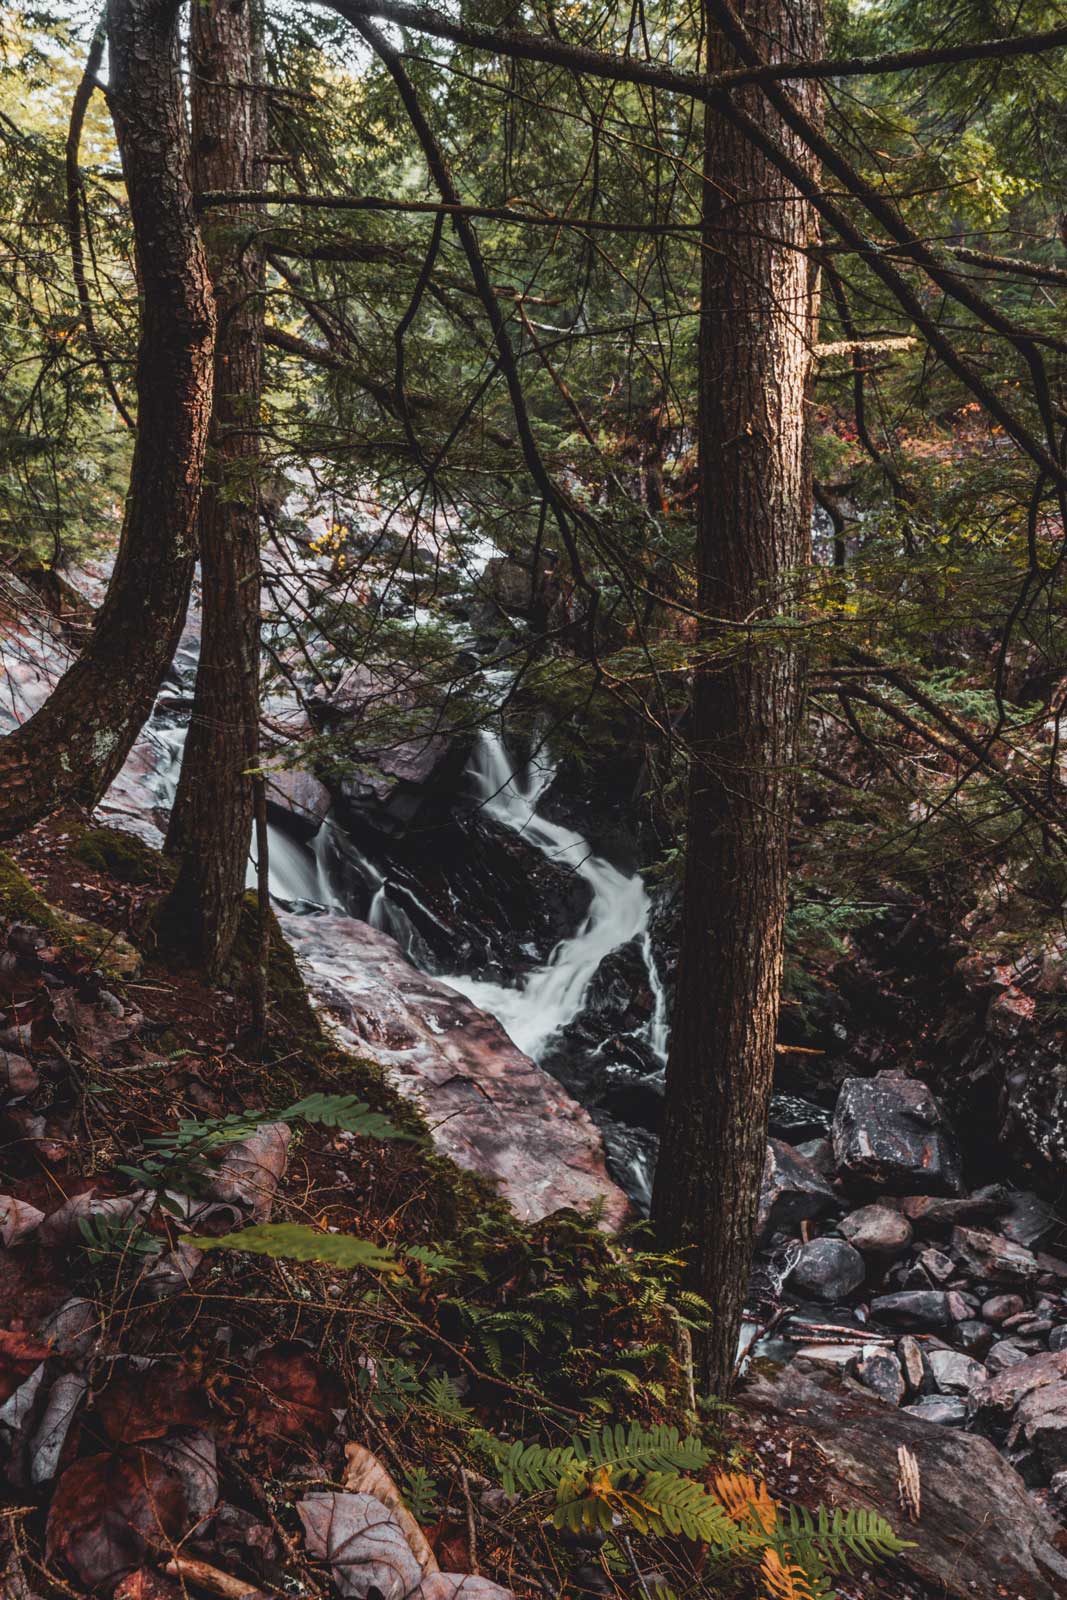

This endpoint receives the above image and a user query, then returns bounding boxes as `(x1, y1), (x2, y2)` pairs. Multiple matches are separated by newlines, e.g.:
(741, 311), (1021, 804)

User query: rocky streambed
(754, 1065), (1067, 1506)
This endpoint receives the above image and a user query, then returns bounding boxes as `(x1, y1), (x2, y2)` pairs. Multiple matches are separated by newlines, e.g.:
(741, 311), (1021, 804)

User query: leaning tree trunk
(163, 0), (267, 976)
(0, 0), (214, 838)
(650, 0), (823, 1395)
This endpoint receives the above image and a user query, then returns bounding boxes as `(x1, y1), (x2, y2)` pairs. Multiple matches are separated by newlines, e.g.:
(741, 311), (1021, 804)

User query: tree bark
(0, 0), (214, 839)
(163, 0), (267, 976)
(650, 0), (823, 1396)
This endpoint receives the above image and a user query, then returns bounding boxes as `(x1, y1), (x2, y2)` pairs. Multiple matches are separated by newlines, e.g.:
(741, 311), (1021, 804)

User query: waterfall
(441, 733), (665, 1065)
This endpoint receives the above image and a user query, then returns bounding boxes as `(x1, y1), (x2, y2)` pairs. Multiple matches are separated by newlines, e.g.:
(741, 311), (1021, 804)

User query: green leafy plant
(188, 1220), (401, 1272)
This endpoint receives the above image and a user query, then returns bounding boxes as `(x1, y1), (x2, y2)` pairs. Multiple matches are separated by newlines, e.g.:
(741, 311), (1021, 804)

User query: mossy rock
(0, 850), (142, 978)
(74, 826), (170, 887)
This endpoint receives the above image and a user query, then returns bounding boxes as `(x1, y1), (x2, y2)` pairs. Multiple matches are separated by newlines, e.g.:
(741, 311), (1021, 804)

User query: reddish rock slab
(278, 911), (630, 1227)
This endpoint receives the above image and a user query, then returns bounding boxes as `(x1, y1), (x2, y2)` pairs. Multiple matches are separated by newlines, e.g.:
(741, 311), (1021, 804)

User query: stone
(743, 1363), (1067, 1599)
(927, 1347), (987, 1396)
(1049, 1326), (1067, 1352)
(1049, 1468), (1067, 1515)
(1011, 1379), (1067, 1475)
(986, 985), (1035, 1037)
(983, 1293), (1026, 1326)
(901, 1395), (968, 1427)
(850, 1348), (906, 1406)
(756, 1139), (838, 1242)
(870, 1291), (952, 1329)
(794, 1137), (833, 1173)
(999, 1190), (1059, 1250)
(832, 1070), (962, 1196)
(838, 1204), (912, 1257)
(790, 1238), (866, 1302)
(955, 1319), (994, 1357)
(946, 1291), (976, 1322)
(792, 1343), (856, 1371)
(917, 1247), (955, 1284)
(900, 1186), (1011, 1231)
(898, 1335), (929, 1396)
(971, 1349), (1067, 1437)
(952, 1226), (1040, 1285)
(987, 1340), (1030, 1374)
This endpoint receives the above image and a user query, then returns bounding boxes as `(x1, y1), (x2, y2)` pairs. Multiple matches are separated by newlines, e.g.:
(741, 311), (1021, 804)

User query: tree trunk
(163, 0), (267, 977)
(650, 0), (823, 1396)
(0, 0), (214, 838)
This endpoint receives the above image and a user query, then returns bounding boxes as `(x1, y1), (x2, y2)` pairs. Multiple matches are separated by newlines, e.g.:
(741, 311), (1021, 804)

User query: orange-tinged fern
(713, 1472), (779, 1536)
(759, 1547), (820, 1600)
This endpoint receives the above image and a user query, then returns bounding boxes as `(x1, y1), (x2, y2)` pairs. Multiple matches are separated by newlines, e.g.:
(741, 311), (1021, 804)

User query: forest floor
(0, 817), (965, 1600)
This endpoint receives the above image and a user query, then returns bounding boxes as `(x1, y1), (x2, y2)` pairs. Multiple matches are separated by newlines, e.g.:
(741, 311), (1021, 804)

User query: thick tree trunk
(650, 0), (823, 1395)
(163, 0), (267, 977)
(0, 0), (214, 838)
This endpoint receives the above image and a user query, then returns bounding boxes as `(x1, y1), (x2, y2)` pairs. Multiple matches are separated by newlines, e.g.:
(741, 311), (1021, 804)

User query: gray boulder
(1012, 1381), (1067, 1477)
(927, 1347), (987, 1396)
(743, 1363), (1067, 1600)
(832, 1070), (962, 1195)
(952, 1226), (1039, 1286)
(839, 1203), (912, 1257)
(870, 1290), (953, 1329)
(757, 1139), (837, 1241)
(902, 1395), (969, 1427)
(850, 1349), (906, 1406)
(790, 1238), (865, 1302)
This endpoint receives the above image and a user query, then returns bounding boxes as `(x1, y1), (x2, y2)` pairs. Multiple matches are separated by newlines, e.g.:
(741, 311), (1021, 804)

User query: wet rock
(265, 767), (333, 835)
(971, 1349), (1067, 1437)
(794, 1137), (833, 1173)
(838, 1204), (912, 1257)
(1000, 1190), (1058, 1250)
(870, 1290), (952, 1329)
(987, 1340), (1030, 1374)
(917, 1247), (955, 1284)
(790, 1238), (865, 1302)
(850, 1348), (906, 1406)
(756, 1139), (838, 1242)
(927, 1347), (986, 1396)
(1011, 1381), (1067, 1476)
(955, 1319), (995, 1358)
(767, 1094), (832, 1143)
(952, 1226), (1040, 1285)
(743, 1363), (1067, 1599)
(902, 1395), (969, 1426)
(900, 1186), (1010, 1232)
(983, 1293), (1026, 1326)
(831, 1070), (962, 1195)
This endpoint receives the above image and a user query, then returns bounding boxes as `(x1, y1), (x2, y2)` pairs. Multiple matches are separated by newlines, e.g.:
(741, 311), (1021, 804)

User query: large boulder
(951, 1225), (1040, 1286)
(832, 1070), (963, 1195)
(742, 1363), (1067, 1600)
(971, 1349), (1067, 1438)
(757, 1139), (838, 1241)
(790, 1238), (865, 1302)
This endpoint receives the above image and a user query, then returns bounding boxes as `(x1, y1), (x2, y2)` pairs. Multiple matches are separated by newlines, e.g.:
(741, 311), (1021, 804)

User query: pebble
(839, 1204), (913, 1257)
(986, 1340), (1030, 1373)
(982, 1293), (1025, 1326)
(927, 1346), (986, 1396)
(901, 1395), (968, 1426)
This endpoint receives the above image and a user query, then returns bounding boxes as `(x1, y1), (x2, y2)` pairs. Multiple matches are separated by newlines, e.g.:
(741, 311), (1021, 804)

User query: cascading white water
(441, 733), (666, 1065)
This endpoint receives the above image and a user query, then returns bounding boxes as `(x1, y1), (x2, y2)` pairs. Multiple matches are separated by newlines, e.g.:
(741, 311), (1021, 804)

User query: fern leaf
(188, 1222), (400, 1272)
(282, 1093), (414, 1139)
(714, 1472), (778, 1536)
(759, 1548), (823, 1600)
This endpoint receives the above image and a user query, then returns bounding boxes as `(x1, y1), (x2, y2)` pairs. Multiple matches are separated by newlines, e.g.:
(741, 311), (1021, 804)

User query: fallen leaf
(298, 1491), (423, 1600)
(207, 1123), (290, 1221)
(46, 1446), (190, 1589)
(343, 1443), (437, 1576)
(29, 1369), (87, 1483)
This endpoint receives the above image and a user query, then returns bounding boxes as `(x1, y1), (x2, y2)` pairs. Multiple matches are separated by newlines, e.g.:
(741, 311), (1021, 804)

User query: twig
(460, 1466), (480, 1574)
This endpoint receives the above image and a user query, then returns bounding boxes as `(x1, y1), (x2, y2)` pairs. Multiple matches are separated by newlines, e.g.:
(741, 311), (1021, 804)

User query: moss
(74, 826), (169, 887)
(0, 849), (142, 977)
(0, 850), (67, 936)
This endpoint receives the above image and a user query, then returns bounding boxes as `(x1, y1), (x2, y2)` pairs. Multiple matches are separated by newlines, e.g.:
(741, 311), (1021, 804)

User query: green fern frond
(579, 1421), (713, 1475)
(282, 1093), (414, 1140)
(187, 1222), (400, 1272)
(424, 1373), (474, 1420)
(776, 1503), (913, 1574)
(402, 1465), (440, 1523)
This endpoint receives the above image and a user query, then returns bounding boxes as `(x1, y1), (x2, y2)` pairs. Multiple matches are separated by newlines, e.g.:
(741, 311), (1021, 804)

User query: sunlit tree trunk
(651, 0), (823, 1395)
(163, 0), (267, 977)
(0, 0), (214, 837)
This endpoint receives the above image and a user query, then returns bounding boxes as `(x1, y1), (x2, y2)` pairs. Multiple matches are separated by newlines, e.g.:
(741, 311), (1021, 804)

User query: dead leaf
(207, 1123), (290, 1221)
(0, 1195), (45, 1247)
(298, 1491), (424, 1600)
(421, 1576), (516, 1600)
(0, 1328), (50, 1403)
(38, 1296), (100, 1358)
(242, 1342), (345, 1450)
(114, 1570), (183, 1600)
(29, 1370), (87, 1483)
(343, 1443), (437, 1576)
(93, 1361), (212, 1447)
(46, 1446), (191, 1590)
